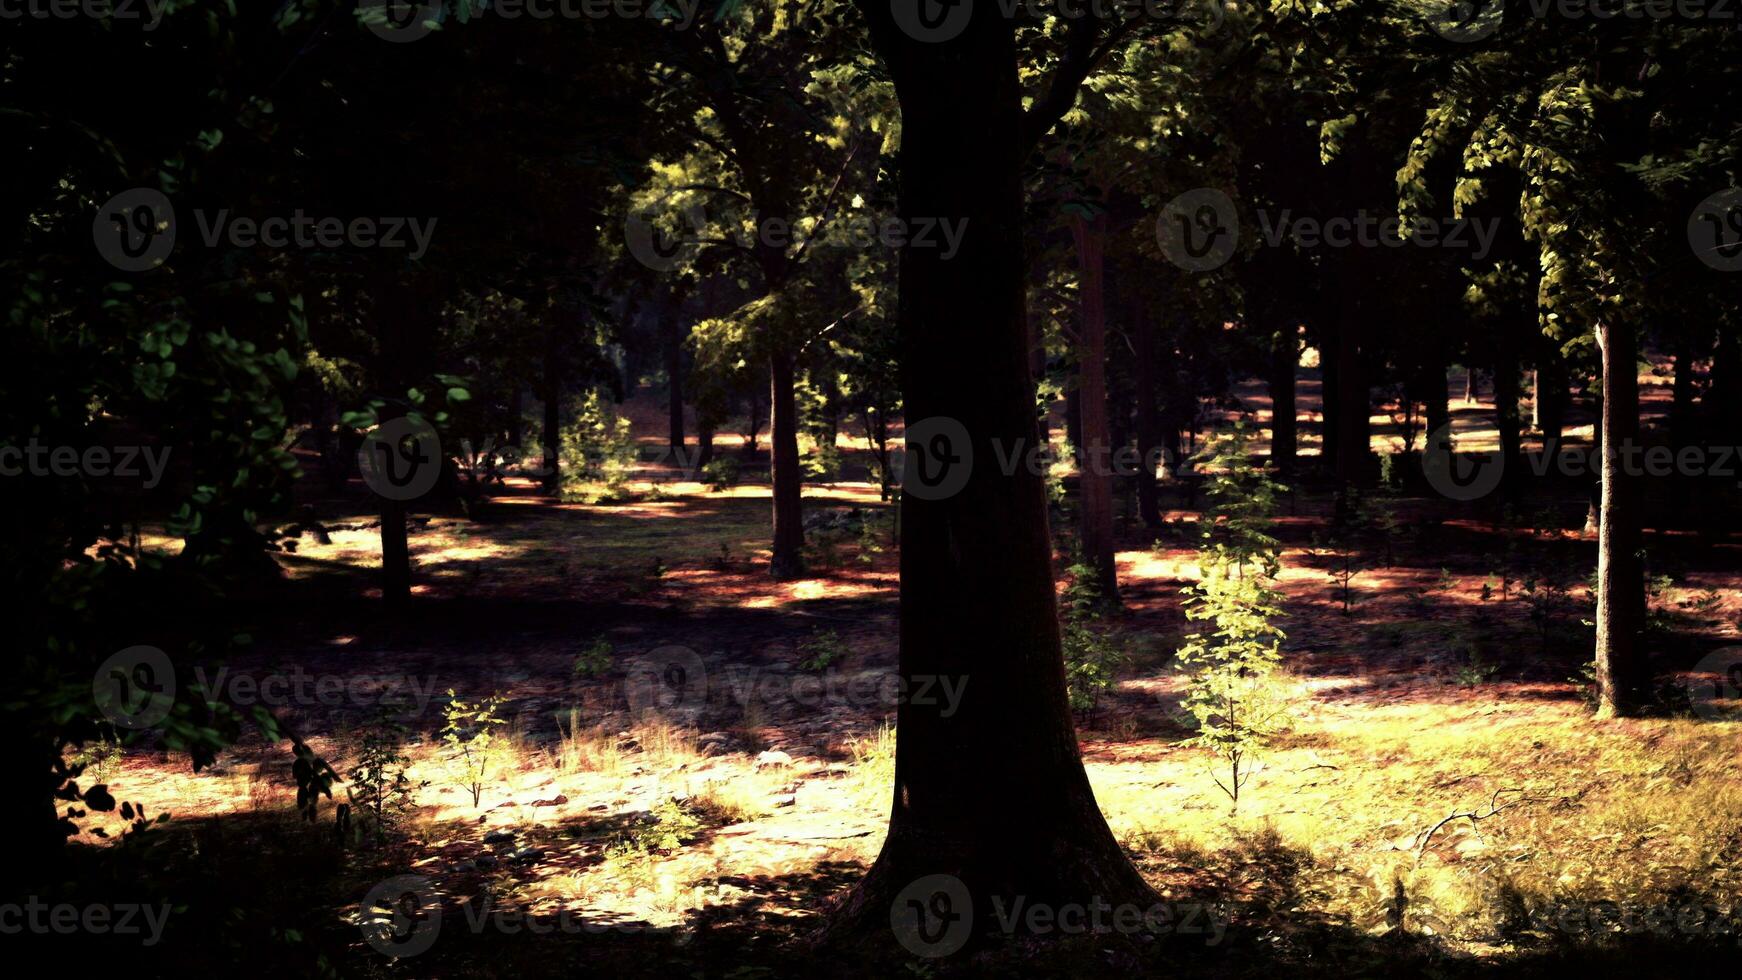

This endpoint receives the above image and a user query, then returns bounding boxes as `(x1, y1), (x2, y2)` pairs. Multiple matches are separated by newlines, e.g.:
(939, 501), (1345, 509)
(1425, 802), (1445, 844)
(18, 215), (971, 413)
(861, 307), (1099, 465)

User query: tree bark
(541, 326), (562, 495)
(1670, 336), (1700, 449)
(1269, 328), (1297, 473)
(1070, 212), (1117, 601)
(828, 5), (1154, 948)
(768, 349), (805, 579)
(1494, 333), (1522, 493)
(1334, 314), (1368, 489)
(1132, 299), (1163, 528)
(1594, 320), (1647, 717)
(666, 309), (687, 460)
(1422, 358), (1450, 455)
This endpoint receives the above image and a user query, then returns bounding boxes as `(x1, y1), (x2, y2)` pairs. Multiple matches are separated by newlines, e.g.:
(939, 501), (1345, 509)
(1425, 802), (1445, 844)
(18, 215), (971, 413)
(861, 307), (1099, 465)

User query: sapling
(441, 691), (509, 808)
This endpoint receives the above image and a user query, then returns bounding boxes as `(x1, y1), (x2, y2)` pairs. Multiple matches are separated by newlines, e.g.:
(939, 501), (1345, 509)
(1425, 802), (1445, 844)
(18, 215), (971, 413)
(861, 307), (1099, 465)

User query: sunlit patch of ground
(63, 389), (1742, 968)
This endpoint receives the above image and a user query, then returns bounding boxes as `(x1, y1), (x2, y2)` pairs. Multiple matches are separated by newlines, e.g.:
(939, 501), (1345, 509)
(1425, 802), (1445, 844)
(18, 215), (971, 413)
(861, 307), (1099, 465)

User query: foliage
(558, 390), (639, 504)
(797, 630), (847, 674)
(440, 691), (510, 809)
(702, 457), (741, 492)
(1176, 565), (1293, 810)
(1059, 560), (1127, 717)
(345, 708), (423, 845)
(574, 637), (614, 679)
(1194, 423), (1287, 579)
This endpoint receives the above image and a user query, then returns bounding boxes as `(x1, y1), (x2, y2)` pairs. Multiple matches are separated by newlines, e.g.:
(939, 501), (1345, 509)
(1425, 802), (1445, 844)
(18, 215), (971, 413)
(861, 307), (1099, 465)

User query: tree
(828, 4), (1160, 946)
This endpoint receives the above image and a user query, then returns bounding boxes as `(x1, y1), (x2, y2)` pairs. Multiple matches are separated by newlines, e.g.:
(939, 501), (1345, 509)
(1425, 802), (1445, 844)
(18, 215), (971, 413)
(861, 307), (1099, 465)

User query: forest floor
(61, 373), (1742, 978)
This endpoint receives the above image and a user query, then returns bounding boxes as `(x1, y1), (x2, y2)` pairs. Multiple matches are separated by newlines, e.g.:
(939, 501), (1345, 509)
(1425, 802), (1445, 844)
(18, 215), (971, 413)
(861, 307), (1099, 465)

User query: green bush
(558, 390), (638, 503)
(702, 456), (740, 491)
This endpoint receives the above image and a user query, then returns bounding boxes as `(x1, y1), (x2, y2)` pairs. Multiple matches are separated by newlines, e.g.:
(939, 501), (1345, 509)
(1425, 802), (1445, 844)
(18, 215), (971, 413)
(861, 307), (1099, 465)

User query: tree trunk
(541, 329), (562, 495)
(1594, 320), (1647, 717)
(1539, 351), (1565, 455)
(380, 495), (410, 606)
(1422, 358), (1450, 454)
(1269, 329), (1297, 473)
(1494, 335), (1522, 493)
(829, 5), (1154, 948)
(1132, 300), (1163, 528)
(1335, 315), (1368, 488)
(666, 312), (687, 460)
(695, 421), (715, 472)
(1070, 212), (1117, 601)
(1320, 329), (1340, 469)
(768, 350), (805, 579)
(1670, 336), (1699, 449)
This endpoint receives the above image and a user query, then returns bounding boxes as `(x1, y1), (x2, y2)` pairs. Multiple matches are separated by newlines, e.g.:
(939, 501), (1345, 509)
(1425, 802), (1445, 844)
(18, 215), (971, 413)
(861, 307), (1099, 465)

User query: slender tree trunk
(541, 328), (561, 495)
(1495, 335), (1522, 493)
(1071, 212), (1117, 600)
(695, 421), (715, 472)
(1064, 385), (1083, 465)
(666, 313), (687, 460)
(1539, 352), (1565, 455)
(1422, 358), (1450, 453)
(1594, 320), (1647, 717)
(1132, 300), (1163, 528)
(1335, 315), (1367, 489)
(739, 391), (765, 458)
(1319, 335), (1340, 469)
(830, 4), (1153, 946)
(1269, 329), (1297, 473)
(1671, 336), (1699, 449)
(768, 350), (805, 579)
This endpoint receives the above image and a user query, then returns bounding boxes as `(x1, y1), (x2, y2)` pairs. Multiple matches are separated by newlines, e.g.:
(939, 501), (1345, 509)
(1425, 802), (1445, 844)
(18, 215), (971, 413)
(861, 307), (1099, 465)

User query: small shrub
(441, 691), (510, 808)
(1060, 560), (1127, 717)
(347, 708), (423, 844)
(797, 629), (847, 673)
(558, 390), (638, 503)
(574, 637), (613, 678)
(702, 457), (740, 491)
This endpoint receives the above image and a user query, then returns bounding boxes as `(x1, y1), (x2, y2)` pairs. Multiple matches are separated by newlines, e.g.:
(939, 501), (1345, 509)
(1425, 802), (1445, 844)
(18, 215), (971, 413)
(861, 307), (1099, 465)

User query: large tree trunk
(768, 350), (805, 579)
(829, 5), (1153, 949)
(1594, 320), (1647, 717)
(1071, 212), (1117, 601)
